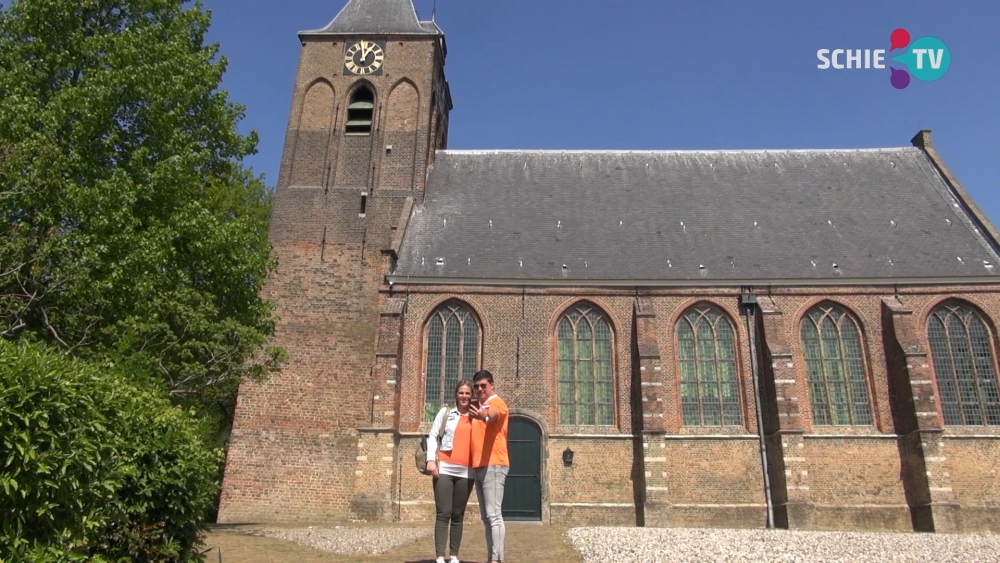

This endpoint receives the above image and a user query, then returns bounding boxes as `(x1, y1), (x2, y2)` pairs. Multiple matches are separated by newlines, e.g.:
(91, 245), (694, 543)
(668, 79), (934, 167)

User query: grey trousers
(433, 475), (474, 557)
(475, 465), (509, 562)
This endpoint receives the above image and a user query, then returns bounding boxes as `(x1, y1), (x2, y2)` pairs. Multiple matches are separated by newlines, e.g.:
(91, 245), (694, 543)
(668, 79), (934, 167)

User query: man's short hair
(473, 370), (494, 384)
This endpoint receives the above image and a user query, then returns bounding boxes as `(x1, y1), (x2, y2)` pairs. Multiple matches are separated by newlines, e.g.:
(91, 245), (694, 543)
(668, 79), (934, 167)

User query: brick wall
(218, 240), (385, 522)
(352, 430), (399, 521)
(547, 437), (637, 525)
(383, 284), (1000, 530)
(645, 436), (766, 528)
(804, 437), (910, 530)
(942, 437), (1000, 531)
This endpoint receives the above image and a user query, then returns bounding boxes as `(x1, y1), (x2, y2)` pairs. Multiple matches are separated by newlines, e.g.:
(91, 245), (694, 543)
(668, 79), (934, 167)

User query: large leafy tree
(0, 0), (283, 428)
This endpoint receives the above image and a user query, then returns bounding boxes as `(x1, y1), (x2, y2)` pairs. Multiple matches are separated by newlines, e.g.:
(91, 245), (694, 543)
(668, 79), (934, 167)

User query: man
(468, 369), (509, 563)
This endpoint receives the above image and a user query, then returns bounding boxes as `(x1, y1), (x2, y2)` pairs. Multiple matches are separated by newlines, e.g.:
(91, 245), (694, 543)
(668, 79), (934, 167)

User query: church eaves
(301, 0), (440, 36)
(391, 141), (1000, 286)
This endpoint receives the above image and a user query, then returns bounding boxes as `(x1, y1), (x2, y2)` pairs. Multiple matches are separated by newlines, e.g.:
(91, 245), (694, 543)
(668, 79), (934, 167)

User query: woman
(426, 380), (475, 563)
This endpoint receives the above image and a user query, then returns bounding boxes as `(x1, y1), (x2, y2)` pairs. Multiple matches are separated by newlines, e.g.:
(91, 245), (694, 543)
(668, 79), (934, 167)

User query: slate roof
(391, 148), (1000, 285)
(420, 20), (444, 35)
(302, 0), (439, 36)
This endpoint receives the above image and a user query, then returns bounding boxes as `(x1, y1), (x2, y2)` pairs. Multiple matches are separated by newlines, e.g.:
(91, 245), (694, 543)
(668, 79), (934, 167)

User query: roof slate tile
(303, 0), (438, 36)
(393, 148), (1000, 283)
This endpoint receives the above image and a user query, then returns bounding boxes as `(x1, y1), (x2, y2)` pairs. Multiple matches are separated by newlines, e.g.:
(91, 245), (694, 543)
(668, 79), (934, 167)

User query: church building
(218, 0), (1000, 532)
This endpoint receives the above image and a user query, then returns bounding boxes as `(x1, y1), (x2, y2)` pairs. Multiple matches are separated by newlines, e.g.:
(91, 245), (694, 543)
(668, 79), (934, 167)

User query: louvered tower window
(801, 304), (873, 426)
(345, 87), (374, 135)
(558, 303), (614, 426)
(928, 302), (1000, 426)
(424, 301), (480, 421)
(677, 305), (742, 426)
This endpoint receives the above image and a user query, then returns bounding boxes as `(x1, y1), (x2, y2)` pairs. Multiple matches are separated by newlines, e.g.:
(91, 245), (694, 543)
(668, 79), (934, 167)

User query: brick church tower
(218, 0), (449, 522)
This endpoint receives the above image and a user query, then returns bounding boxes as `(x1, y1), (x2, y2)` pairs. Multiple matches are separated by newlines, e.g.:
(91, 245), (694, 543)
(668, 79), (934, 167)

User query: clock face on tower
(344, 40), (385, 75)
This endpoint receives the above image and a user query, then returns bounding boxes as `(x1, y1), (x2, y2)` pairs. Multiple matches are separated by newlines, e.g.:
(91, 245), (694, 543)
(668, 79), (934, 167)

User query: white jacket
(427, 406), (463, 461)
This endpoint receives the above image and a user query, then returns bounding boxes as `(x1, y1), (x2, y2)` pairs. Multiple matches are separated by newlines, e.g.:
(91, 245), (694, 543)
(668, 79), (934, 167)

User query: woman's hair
(454, 379), (473, 396)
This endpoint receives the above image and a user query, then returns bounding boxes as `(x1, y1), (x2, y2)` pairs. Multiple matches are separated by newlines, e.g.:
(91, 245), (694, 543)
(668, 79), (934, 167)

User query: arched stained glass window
(801, 304), (873, 426)
(928, 302), (1000, 426)
(677, 305), (742, 426)
(424, 301), (480, 421)
(558, 303), (614, 426)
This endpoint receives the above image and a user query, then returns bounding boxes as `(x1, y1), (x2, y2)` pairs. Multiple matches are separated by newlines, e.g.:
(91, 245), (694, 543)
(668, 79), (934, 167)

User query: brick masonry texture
(219, 8), (1000, 532)
(225, 261), (1000, 532)
(218, 32), (445, 524)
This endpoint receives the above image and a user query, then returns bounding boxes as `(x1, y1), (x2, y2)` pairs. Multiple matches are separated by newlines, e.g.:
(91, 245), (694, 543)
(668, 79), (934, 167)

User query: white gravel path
(243, 525), (430, 555)
(568, 527), (1000, 563)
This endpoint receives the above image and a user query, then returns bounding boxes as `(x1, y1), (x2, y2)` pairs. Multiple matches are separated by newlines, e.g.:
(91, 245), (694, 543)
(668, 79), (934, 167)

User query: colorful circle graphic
(890, 36), (951, 82)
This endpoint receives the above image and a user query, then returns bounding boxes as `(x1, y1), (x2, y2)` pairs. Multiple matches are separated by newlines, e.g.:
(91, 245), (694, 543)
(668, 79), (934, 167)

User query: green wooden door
(502, 416), (542, 521)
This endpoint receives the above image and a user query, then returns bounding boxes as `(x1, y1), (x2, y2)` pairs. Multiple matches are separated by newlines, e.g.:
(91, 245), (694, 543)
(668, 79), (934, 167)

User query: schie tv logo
(817, 28), (950, 89)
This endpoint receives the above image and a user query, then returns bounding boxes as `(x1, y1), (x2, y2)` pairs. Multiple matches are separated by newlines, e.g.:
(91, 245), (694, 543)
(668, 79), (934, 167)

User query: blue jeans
(475, 465), (509, 562)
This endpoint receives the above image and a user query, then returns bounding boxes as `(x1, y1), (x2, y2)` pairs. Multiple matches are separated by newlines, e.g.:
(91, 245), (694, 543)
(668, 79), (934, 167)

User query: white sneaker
(449, 557), (460, 563)
(435, 558), (445, 563)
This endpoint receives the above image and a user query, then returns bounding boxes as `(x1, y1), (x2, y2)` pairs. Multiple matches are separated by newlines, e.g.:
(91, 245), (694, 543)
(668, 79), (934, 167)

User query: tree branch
(40, 307), (70, 348)
(0, 318), (26, 337)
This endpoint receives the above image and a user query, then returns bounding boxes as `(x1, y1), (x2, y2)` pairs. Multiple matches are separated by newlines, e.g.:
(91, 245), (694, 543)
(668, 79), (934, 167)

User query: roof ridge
(438, 147), (917, 155)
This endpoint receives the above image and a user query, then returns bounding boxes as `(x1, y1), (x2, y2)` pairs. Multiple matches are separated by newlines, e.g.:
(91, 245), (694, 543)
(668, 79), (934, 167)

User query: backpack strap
(436, 407), (448, 440)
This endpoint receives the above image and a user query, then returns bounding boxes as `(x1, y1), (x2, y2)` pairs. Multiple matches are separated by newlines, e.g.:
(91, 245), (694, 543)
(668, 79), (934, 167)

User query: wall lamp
(562, 447), (575, 467)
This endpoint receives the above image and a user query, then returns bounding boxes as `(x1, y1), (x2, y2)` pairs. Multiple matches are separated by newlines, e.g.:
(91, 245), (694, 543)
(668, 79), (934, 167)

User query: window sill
(941, 427), (1000, 437)
(805, 426), (884, 437)
(551, 426), (625, 438)
(676, 425), (751, 436)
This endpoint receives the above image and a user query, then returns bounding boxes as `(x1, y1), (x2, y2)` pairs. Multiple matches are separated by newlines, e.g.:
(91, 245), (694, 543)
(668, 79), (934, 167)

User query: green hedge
(0, 340), (221, 562)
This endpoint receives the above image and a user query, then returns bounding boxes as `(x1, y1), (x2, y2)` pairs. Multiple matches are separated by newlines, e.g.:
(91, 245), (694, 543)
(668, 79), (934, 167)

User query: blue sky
(202, 0), (999, 223)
